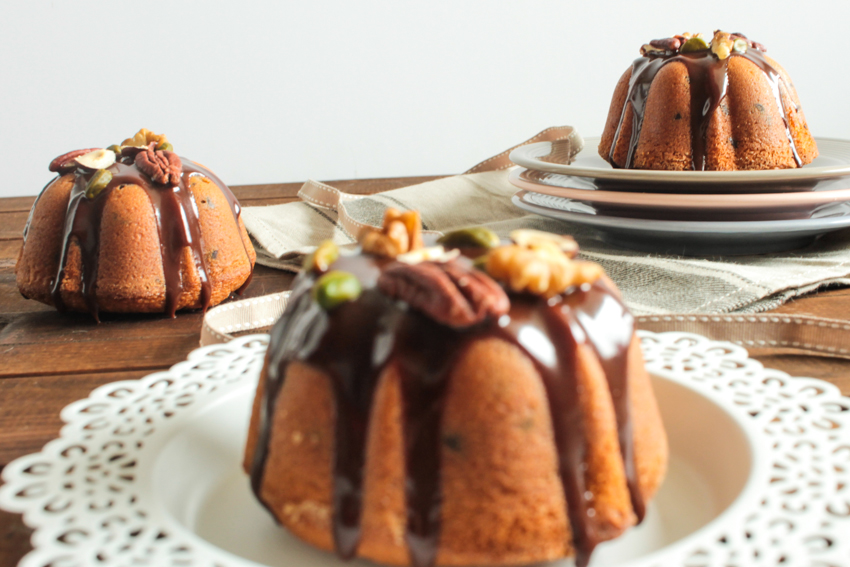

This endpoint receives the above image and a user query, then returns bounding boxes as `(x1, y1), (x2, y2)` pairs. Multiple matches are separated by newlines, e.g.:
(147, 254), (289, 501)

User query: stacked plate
(509, 136), (850, 255)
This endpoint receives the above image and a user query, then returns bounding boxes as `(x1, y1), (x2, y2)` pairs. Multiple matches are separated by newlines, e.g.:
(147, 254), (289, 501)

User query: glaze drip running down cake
(600, 31), (818, 170)
(16, 129), (255, 318)
(244, 211), (668, 567)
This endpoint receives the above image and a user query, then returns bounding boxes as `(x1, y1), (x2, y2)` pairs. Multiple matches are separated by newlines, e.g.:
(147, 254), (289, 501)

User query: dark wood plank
(0, 268), (54, 318)
(0, 196), (35, 213)
(0, 369), (155, 567)
(230, 182), (302, 200)
(749, 353), (850, 395)
(0, 265), (292, 345)
(0, 267), (294, 380)
(0, 371), (152, 466)
(0, 240), (21, 262)
(229, 176), (445, 202)
(0, 212), (27, 241)
(0, 510), (30, 567)
(238, 196), (301, 207)
(0, 335), (200, 378)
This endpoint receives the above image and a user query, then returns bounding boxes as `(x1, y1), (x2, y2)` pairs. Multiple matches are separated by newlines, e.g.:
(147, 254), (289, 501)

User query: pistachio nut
(84, 169), (113, 199)
(437, 226), (500, 250)
(680, 36), (709, 53)
(75, 148), (116, 170)
(106, 144), (123, 156)
(303, 240), (339, 273)
(157, 142), (174, 152)
(312, 270), (362, 310)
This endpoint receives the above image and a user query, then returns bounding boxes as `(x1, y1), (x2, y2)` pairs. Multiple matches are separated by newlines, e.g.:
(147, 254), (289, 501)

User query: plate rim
(514, 190), (850, 234)
(510, 136), (850, 184)
(1, 332), (849, 567)
(509, 168), (850, 211)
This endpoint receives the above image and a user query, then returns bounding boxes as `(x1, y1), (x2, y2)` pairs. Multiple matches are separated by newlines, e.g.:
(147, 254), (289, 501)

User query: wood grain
(0, 173), (848, 567)
(0, 371), (153, 464)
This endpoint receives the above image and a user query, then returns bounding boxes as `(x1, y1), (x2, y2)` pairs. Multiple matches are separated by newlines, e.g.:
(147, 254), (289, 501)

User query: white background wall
(1, 0), (847, 197)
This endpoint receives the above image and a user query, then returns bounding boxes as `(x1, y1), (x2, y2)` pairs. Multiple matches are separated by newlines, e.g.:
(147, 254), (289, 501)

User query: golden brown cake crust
(245, 222), (667, 567)
(16, 162), (255, 314)
(245, 316), (668, 566)
(599, 37), (818, 171)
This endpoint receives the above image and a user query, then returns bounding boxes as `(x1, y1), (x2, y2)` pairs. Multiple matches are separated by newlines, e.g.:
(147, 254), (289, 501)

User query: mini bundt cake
(600, 31), (818, 170)
(244, 211), (668, 567)
(16, 129), (256, 318)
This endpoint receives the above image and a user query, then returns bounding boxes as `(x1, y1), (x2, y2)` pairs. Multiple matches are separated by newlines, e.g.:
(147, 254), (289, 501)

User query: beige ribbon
(201, 125), (850, 357)
(200, 289), (850, 359)
(463, 125), (583, 174)
(297, 179), (443, 242)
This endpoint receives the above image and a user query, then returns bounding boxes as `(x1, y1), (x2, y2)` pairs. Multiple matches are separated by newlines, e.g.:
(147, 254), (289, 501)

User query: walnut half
(484, 232), (603, 298)
(358, 208), (423, 258)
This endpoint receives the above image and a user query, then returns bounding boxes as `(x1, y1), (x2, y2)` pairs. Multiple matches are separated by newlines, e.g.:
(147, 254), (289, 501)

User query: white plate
(514, 190), (850, 255)
(509, 137), (850, 190)
(1, 333), (849, 567)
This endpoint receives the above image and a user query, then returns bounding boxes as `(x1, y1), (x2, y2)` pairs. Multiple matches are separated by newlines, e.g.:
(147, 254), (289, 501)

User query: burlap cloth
(201, 127), (850, 356)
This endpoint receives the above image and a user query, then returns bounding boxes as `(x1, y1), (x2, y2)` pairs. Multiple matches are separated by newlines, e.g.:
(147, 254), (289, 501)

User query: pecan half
(135, 148), (183, 185)
(649, 37), (681, 52)
(378, 260), (509, 328)
(49, 148), (100, 173)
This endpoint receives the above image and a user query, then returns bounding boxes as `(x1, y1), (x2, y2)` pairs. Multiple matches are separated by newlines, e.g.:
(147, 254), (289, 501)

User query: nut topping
(485, 245), (603, 298)
(378, 259), (509, 328)
(710, 31), (734, 60)
(75, 148), (116, 170)
(481, 231), (602, 298)
(640, 31), (765, 58)
(135, 147), (183, 185)
(510, 229), (579, 256)
(649, 37), (681, 52)
(313, 271), (363, 310)
(680, 35), (709, 53)
(359, 208), (423, 258)
(437, 226), (500, 250)
(84, 169), (113, 200)
(122, 128), (169, 149)
(49, 148), (100, 173)
(397, 245), (460, 265)
(304, 240), (340, 273)
(730, 33), (766, 52)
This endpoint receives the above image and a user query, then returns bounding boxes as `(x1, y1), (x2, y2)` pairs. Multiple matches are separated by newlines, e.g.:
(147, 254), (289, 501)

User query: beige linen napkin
(242, 173), (850, 316)
(202, 127), (850, 354)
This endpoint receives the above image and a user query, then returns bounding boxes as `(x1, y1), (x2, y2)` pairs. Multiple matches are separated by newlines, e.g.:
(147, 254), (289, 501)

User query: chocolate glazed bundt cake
(16, 129), (255, 318)
(600, 31), (818, 170)
(244, 211), (668, 567)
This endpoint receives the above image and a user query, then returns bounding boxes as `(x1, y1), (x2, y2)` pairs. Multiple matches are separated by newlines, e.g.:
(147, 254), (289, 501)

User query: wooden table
(1, 176), (849, 566)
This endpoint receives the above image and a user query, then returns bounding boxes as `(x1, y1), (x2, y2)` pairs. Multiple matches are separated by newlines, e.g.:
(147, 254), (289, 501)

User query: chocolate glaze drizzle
(609, 46), (802, 170)
(251, 251), (641, 567)
(39, 154), (251, 319)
